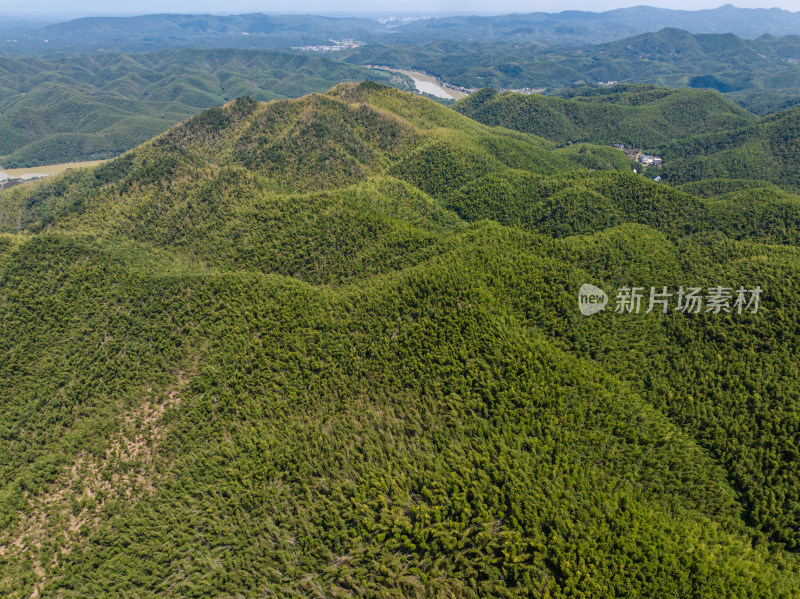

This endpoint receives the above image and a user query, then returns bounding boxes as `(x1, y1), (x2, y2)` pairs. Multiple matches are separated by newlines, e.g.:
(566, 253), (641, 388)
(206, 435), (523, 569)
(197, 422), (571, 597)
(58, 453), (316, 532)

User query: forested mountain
(659, 104), (800, 190)
(0, 82), (799, 597)
(454, 85), (756, 147)
(0, 49), (404, 167)
(452, 83), (800, 192)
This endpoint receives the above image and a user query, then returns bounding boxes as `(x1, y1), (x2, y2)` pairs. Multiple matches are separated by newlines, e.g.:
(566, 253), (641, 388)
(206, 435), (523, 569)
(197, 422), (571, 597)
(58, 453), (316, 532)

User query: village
(613, 143), (663, 165)
(612, 143), (664, 180)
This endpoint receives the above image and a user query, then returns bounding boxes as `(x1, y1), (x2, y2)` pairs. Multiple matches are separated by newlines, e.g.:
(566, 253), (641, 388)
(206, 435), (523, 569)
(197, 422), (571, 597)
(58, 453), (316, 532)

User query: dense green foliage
(0, 49), (406, 167)
(1, 83), (799, 597)
(453, 85), (754, 147)
(657, 104), (800, 191)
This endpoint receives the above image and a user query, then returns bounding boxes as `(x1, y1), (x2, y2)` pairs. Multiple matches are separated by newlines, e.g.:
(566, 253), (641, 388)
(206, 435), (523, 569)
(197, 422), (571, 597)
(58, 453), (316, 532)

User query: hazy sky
(1, 1), (799, 18)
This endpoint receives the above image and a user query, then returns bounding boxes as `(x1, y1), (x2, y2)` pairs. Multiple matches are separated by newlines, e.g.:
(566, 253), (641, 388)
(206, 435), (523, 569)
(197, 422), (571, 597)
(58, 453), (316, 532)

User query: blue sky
(1, 1), (799, 18)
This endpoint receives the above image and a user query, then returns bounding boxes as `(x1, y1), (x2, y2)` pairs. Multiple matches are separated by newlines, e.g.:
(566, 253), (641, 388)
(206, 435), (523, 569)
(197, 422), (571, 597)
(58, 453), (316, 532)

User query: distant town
(295, 39), (365, 52)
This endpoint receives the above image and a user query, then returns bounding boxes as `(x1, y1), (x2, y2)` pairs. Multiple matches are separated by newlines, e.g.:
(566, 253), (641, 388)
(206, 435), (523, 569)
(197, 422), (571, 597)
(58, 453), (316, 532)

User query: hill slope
(658, 104), (800, 190)
(453, 85), (756, 147)
(0, 83), (799, 597)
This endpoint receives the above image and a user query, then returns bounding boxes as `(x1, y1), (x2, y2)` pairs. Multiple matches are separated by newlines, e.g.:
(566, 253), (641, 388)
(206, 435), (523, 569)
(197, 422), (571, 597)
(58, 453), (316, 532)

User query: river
(371, 67), (468, 100)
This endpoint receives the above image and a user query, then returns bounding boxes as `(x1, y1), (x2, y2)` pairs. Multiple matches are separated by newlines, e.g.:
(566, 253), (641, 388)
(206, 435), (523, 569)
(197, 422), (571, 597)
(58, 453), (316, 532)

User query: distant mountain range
(10, 25), (800, 167)
(345, 28), (800, 115)
(10, 19), (800, 167)
(397, 4), (800, 44)
(6, 6), (800, 55)
(0, 48), (404, 167)
(0, 13), (386, 55)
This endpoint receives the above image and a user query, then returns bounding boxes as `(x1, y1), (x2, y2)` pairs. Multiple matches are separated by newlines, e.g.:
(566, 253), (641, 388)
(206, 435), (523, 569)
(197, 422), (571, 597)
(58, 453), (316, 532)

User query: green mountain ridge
(1, 82), (799, 597)
(453, 85), (756, 148)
